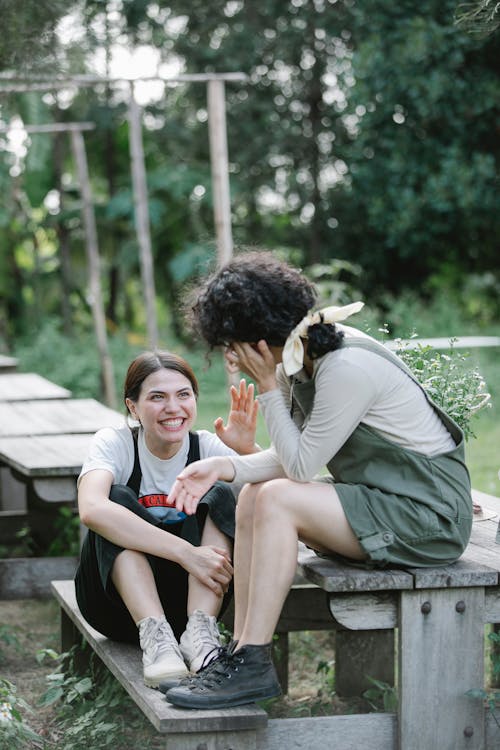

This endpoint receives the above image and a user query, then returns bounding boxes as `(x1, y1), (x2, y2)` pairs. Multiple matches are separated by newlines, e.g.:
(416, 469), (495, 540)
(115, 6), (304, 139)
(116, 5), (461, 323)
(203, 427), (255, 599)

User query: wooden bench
(51, 488), (500, 750)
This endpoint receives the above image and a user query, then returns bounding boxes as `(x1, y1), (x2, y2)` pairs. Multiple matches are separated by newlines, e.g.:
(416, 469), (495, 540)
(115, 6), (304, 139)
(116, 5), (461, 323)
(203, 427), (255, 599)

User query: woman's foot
(138, 616), (188, 688)
(179, 609), (223, 673)
(165, 643), (281, 708)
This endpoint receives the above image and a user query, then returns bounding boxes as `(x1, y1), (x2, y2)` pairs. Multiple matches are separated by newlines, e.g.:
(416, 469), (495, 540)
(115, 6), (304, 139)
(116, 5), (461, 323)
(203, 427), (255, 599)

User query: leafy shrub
(396, 340), (491, 440)
(0, 678), (44, 749)
(38, 647), (149, 750)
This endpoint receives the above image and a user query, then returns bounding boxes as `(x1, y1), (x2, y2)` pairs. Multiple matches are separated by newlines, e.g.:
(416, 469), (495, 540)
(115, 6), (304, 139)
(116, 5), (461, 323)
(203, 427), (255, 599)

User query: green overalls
(290, 338), (473, 568)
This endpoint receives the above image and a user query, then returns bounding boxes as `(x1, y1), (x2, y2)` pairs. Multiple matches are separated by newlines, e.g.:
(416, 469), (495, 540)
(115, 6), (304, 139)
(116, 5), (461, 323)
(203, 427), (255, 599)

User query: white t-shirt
(230, 325), (456, 486)
(79, 425), (240, 523)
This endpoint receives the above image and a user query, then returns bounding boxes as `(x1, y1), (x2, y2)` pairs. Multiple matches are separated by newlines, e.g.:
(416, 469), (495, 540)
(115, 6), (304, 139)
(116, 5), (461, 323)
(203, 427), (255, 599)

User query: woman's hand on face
(214, 379), (259, 454)
(183, 545), (233, 597)
(226, 341), (278, 394)
(169, 457), (235, 515)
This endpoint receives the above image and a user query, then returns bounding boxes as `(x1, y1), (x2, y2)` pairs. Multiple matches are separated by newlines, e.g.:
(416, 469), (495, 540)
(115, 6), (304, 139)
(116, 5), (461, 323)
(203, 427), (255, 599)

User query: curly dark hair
(187, 250), (344, 359)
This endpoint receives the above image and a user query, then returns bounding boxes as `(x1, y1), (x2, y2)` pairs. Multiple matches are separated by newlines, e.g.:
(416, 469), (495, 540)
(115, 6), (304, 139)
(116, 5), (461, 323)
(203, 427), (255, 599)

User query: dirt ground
(0, 598), (364, 747)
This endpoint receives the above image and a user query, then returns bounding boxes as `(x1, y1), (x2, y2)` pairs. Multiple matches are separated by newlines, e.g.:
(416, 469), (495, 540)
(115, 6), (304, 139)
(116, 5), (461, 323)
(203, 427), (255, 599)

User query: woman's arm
(78, 469), (233, 594)
(260, 355), (378, 480)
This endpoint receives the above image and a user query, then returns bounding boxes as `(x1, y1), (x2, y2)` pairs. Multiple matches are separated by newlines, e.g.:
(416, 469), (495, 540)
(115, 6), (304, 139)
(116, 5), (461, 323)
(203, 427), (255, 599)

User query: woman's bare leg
(237, 478), (364, 647)
(187, 515), (233, 616)
(111, 549), (164, 623)
(232, 483), (261, 639)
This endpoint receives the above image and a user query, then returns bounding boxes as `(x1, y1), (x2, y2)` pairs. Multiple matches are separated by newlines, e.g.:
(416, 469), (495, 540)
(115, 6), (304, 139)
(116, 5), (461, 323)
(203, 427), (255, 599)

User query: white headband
(282, 301), (364, 376)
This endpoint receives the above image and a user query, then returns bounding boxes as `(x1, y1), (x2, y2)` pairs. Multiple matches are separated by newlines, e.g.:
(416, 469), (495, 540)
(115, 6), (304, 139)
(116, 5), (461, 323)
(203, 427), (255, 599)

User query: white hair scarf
(282, 301), (365, 376)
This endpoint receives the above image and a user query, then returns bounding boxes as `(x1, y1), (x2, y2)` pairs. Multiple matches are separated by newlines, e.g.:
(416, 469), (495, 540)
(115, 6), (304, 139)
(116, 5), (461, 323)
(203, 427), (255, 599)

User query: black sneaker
(159, 642), (236, 694)
(165, 643), (282, 709)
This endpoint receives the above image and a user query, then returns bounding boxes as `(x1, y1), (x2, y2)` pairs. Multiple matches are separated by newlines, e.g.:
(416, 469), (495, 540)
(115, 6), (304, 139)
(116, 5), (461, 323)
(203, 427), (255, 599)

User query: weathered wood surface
(0, 398), (124, 437)
(0, 557), (78, 598)
(0, 434), (95, 477)
(258, 714), (396, 750)
(0, 373), (71, 401)
(298, 550), (414, 593)
(399, 587), (486, 750)
(51, 580), (267, 735)
(0, 355), (18, 373)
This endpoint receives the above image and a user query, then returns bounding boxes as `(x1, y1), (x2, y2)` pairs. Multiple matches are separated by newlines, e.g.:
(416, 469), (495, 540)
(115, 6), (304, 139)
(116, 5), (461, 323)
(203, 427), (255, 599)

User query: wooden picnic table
(0, 398), (124, 438)
(0, 382), (124, 553)
(0, 372), (71, 401)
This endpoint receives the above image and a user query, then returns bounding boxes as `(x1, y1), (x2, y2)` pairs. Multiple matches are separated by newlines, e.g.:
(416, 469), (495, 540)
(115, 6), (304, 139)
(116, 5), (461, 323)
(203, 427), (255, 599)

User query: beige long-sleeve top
(228, 326), (455, 486)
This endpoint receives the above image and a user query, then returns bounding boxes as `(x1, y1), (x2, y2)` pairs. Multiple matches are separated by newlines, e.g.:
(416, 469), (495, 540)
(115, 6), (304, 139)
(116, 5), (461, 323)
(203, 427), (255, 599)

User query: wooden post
(128, 86), (159, 349)
(207, 79), (233, 268)
(70, 129), (117, 409)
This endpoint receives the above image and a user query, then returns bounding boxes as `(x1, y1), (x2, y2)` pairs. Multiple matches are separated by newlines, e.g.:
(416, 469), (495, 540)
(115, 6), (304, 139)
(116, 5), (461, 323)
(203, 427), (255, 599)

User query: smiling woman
(74, 349), (260, 689)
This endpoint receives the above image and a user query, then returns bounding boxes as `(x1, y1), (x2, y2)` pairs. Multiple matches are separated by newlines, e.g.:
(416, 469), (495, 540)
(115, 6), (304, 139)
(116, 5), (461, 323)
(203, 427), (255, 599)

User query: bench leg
(398, 587), (485, 750)
(272, 632), (289, 694)
(335, 629), (394, 698)
(60, 607), (92, 673)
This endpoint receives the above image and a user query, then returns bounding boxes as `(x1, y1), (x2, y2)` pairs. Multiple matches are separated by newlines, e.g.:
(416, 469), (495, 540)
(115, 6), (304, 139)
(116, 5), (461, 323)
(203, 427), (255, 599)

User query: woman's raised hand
(214, 378), (259, 454)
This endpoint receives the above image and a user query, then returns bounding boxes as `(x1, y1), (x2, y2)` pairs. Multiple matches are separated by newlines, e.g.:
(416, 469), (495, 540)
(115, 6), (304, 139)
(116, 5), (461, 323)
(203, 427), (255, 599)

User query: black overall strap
(126, 428), (142, 496)
(186, 431), (200, 464)
(126, 430), (201, 497)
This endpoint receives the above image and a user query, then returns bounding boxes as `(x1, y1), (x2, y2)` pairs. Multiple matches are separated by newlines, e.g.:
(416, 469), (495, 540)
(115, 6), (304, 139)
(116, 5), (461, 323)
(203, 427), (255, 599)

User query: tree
(329, 0), (500, 297)
(0, 0), (69, 71)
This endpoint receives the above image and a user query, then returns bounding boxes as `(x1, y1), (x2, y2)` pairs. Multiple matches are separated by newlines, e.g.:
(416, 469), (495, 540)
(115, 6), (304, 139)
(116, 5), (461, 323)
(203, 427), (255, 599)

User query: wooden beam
(70, 130), (117, 408)
(128, 87), (158, 349)
(207, 79), (233, 268)
(0, 123), (95, 134)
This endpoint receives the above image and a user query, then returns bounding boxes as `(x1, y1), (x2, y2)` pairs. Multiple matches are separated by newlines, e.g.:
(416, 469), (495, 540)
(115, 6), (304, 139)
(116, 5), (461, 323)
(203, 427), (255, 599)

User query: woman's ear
(125, 398), (139, 421)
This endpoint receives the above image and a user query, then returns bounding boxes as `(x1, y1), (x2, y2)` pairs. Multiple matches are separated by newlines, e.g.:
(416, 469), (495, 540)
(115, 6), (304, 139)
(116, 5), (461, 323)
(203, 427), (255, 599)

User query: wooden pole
(70, 130), (117, 409)
(128, 85), (159, 349)
(207, 79), (233, 268)
(207, 80), (238, 386)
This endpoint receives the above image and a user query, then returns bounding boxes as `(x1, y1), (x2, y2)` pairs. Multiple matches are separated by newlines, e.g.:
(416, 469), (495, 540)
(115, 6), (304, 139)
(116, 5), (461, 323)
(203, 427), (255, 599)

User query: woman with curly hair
(164, 251), (473, 709)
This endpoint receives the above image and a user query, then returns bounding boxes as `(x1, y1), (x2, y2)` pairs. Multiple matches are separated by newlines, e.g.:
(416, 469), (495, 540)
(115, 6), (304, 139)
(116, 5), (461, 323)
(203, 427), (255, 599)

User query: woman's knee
(236, 483), (259, 523)
(252, 479), (294, 521)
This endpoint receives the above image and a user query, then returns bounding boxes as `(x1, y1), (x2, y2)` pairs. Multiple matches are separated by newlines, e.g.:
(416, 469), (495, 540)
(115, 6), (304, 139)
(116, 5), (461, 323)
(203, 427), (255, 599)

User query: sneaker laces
(190, 650), (244, 690)
(199, 644), (225, 672)
(141, 619), (180, 662)
(190, 612), (221, 651)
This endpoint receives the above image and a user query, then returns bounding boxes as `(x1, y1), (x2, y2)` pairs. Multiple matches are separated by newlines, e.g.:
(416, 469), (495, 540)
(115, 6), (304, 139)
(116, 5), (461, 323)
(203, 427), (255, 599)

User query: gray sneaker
(166, 643), (282, 709)
(138, 616), (188, 688)
(179, 610), (223, 673)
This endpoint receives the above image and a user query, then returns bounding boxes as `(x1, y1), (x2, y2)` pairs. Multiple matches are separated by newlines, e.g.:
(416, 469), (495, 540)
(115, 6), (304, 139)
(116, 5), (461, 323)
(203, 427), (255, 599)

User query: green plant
(316, 658), (336, 694)
(466, 629), (500, 729)
(45, 507), (81, 558)
(37, 647), (146, 750)
(396, 339), (491, 441)
(0, 677), (45, 749)
(362, 676), (398, 713)
(0, 625), (21, 664)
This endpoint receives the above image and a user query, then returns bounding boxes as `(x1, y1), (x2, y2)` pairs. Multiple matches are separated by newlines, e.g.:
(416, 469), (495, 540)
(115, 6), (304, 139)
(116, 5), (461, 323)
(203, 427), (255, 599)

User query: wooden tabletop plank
(0, 398), (125, 437)
(298, 551), (414, 593)
(0, 355), (18, 373)
(0, 434), (95, 477)
(0, 373), (71, 401)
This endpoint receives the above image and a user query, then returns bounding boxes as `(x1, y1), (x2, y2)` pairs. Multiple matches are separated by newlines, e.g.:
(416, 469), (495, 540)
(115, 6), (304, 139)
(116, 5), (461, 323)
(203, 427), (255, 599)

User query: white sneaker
(138, 616), (189, 688)
(179, 610), (223, 673)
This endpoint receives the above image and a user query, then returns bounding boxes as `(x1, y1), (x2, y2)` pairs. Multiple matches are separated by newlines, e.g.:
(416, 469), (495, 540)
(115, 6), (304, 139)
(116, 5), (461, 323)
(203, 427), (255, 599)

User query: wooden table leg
(398, 587), (485, 750)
